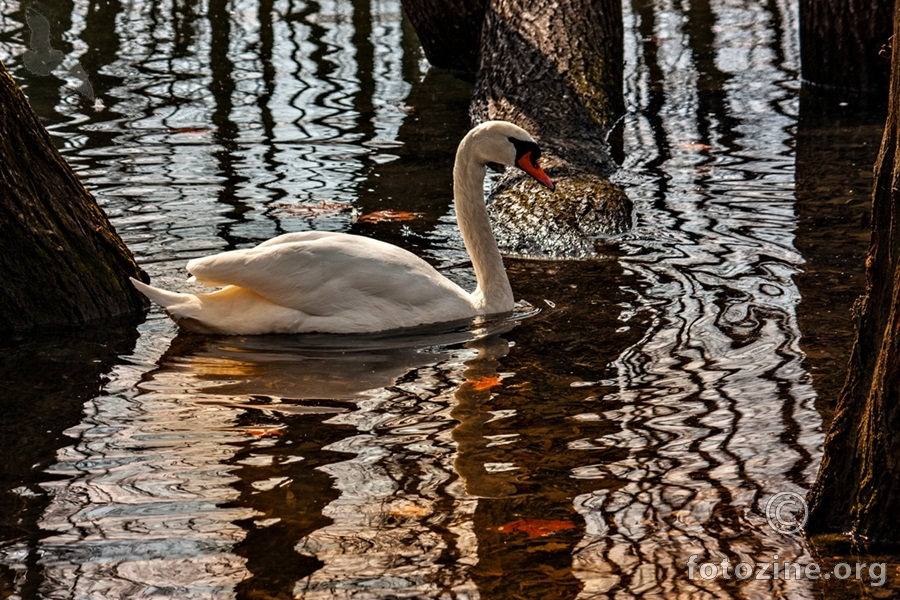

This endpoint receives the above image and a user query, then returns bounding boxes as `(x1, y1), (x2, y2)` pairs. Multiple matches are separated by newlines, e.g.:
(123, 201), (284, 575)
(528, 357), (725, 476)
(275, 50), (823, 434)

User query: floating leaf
(272, 201), (352, 218)
(468, 376), (503, 391)
(358, 210), (423, 223)
(169, 126), (214, 134)
(493, 517), (576, 538)
(241, 428), (285, 439)
(677, 142), (712, 151)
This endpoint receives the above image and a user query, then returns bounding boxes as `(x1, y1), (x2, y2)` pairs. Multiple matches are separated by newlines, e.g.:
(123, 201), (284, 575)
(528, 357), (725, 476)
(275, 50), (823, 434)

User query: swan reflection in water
(142, 311), (528, 403)
(128, 312), (532, 597)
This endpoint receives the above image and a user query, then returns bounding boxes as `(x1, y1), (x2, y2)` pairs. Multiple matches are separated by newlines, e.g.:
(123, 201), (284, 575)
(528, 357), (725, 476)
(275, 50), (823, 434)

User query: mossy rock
(488, 171), (631, 259)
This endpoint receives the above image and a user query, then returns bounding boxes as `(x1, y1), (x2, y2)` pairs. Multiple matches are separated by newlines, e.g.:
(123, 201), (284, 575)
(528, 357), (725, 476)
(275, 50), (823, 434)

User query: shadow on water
(0, 321), (141, 597)
(794, 91), (883, 420)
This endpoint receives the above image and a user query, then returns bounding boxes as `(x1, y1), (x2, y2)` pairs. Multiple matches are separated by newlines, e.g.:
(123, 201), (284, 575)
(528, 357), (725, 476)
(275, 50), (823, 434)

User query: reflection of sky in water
(0, 0), (877, 596)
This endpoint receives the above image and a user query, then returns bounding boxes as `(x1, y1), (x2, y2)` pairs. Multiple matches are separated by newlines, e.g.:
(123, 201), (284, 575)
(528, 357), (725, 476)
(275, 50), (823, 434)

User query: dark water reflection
(0, 322), (141, 599)
(0, 0), (895, 597)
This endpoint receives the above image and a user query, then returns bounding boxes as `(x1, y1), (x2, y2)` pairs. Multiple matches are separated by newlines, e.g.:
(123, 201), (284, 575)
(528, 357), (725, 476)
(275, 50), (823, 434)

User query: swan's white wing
(254, 231), (337, 248)
(186, 232), (470, 316)
(187, 231), (358, 289)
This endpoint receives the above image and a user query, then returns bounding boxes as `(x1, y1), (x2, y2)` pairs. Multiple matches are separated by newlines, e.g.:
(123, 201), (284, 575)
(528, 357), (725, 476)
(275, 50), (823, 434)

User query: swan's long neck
(453, 138), (514, 314)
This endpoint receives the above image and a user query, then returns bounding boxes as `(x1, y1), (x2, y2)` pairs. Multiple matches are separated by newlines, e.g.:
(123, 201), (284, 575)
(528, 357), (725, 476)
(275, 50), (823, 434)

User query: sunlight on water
(585, 1), (822, 595)
(0, 0), (893, 597)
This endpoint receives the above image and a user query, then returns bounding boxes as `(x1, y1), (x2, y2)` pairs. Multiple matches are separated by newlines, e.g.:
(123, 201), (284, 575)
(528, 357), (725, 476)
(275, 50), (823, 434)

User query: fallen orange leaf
(468, 376), (503, 391)
(358, 210), (423, 223)
(241, 428), (285, 439)
(493, 518), (576, 538)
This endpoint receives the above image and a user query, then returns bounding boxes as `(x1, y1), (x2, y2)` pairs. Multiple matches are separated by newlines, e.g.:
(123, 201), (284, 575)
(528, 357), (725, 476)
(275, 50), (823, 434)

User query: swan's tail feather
(130, 277), (194, 310)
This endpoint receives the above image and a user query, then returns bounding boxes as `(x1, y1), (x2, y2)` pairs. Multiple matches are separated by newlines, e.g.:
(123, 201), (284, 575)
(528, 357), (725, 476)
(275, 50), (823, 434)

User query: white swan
(131, 120), (555, 334)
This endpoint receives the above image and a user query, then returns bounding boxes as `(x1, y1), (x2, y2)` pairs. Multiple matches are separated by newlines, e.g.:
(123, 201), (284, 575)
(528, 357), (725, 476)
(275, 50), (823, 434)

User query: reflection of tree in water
(0, 322), (140, 598)
(27, 350), (257, 597)
(558, 0), (821, 596)
(228, 411), (355, 598)
(287, 256), (640, 599)
(459, 260), (637, 599)
(293, 348), (479, 597)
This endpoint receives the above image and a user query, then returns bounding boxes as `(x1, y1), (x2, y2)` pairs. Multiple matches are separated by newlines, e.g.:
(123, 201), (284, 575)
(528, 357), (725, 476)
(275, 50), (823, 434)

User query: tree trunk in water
(805, 2), (900, 542)
(799, 0), (892, 96)
(402, 0), (631, 258)
(475, 0), (629, 258)
(473, 0), (623, 162)
(0, 60), (146, 332)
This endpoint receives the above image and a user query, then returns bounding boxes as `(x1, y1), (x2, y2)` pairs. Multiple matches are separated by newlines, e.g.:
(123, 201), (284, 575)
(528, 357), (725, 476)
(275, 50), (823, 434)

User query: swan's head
(467, 121), (556, 191)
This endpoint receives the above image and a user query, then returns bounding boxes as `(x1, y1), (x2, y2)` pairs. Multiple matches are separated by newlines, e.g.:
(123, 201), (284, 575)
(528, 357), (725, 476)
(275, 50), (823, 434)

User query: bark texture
(0, 60), (146, 332)
(475, 0), (630, 258)
(805, 2), (900, 542)
(402, 0), (631, 258)
(473, 0), (623, 167)
(800, 0), (892, 95)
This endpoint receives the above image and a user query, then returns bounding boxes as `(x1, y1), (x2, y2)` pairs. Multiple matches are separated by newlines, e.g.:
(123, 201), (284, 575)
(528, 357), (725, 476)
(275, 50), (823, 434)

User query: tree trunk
(402, 0), (631, 258)
(0, 60), (146, 332)
(474, 0), (630, 259)
(473, 0), (623, 163)
(799, 0), (892, 96)
(805, 2), (900, 542)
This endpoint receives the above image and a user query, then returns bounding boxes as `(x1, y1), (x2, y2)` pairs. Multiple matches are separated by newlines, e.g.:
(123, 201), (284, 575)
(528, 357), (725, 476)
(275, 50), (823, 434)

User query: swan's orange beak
(516, 152), (555, 191)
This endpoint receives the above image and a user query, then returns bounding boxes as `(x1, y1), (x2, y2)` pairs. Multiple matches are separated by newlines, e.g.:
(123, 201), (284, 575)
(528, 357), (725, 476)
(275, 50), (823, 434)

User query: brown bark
(0, 60), (146, 332)
(805, 2), (900, 541)
(400, 0), (630, 257)
(474, 0), (630, 258)
(800, 0), (892, 95)
(473, 0), (623, 170)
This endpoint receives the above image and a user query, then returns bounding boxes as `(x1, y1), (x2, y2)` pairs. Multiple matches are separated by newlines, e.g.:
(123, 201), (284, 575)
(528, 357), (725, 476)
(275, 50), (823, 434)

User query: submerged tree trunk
(401, 0), (631, 258)
(0, 60), (146, 331)
(805, 2), (900, 542)
(799, 0), (892, 96)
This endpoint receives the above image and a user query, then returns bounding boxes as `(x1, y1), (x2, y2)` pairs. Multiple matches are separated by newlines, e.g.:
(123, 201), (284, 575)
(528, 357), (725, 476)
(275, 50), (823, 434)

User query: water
(0, 0), (893, 597)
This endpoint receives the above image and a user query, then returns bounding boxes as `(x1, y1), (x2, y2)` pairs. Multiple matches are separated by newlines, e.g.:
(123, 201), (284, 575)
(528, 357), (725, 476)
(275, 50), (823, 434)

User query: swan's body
(132, 121), (554, 334)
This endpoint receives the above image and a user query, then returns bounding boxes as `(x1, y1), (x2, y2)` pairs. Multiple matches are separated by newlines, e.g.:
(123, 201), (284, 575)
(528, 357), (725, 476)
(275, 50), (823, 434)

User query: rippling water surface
(0, 0), (894, 597)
